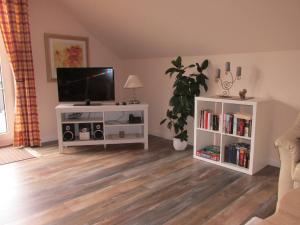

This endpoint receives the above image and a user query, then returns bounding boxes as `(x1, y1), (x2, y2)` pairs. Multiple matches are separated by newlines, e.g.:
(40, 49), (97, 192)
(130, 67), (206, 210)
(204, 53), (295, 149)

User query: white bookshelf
(56, 103), (148, 153)
(193, 97), (271, 175)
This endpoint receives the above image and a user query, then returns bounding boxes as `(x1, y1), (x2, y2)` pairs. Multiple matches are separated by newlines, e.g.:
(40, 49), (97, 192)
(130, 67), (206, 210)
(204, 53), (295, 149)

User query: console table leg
(144, 141), (148, 150)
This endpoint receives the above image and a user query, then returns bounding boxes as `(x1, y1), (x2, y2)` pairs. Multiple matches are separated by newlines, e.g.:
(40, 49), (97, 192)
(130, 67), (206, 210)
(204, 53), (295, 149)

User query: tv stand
(55, 103), (148, 153)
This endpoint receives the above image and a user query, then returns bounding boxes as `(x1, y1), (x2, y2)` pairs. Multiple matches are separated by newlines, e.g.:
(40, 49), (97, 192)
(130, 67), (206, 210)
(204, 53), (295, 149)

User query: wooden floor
(0, 136), (279, 225)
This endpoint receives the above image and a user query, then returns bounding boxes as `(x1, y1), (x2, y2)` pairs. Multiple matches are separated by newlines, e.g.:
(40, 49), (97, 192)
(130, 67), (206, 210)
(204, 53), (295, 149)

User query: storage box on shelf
(193, 97), (271, 175)
(56, 104), (148, 153)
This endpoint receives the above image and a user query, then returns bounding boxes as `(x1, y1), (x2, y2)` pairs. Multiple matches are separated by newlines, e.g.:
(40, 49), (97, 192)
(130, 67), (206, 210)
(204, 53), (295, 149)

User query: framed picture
(44, 33), (89, 82)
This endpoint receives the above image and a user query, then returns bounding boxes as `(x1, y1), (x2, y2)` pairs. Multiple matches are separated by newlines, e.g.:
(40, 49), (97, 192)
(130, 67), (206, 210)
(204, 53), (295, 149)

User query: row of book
(199, 110), (220, 131)
(223, 113), (252, 137)
(224, 143), (250, 168)
(196, 142), (250, 168)
(196, 145), (220, 161)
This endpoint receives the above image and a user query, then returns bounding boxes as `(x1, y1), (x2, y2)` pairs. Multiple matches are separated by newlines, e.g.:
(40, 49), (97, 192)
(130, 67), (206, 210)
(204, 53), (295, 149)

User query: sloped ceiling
(55, 0), (300, 59)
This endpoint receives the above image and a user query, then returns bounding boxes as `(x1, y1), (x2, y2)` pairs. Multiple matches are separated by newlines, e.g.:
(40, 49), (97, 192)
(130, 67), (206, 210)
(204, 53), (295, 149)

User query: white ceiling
(55, 0), (300, 59)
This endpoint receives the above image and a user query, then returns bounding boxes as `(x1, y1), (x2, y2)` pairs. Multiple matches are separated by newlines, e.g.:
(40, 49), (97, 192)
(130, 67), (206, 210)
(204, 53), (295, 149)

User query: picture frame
(44, 33), (89, 82)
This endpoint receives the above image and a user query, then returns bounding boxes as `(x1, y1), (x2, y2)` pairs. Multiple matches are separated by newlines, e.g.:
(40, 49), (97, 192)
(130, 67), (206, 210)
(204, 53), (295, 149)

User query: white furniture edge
(56, 103), (149, 153)
(193, 96), (271, 175)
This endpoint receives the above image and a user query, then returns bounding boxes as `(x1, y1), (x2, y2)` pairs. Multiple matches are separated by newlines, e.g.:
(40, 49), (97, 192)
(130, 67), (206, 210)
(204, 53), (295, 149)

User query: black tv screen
(57, 67), (115, 102)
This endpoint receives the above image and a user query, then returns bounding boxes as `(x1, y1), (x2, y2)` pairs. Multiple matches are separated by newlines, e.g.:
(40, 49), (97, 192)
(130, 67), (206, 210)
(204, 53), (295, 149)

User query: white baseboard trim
(149, 131), (172, 141)
(41, 131), (281, 169)
(41, 136), (58, 144)
(269, 159), (280, 168)
(148, 131), (193, 145)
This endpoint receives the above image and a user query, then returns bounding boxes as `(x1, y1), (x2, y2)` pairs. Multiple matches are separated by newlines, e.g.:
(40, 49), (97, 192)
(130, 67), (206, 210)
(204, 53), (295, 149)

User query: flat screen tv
(57, 67), (115, 105)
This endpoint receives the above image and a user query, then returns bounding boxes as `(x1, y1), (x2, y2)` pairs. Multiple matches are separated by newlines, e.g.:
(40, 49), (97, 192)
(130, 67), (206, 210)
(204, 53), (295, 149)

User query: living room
(0, 0), (299, 225)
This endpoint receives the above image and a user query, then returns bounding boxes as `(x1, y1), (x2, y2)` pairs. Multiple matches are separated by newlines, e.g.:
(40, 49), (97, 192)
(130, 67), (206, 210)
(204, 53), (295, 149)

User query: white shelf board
(62, 139), (105, 146)
(195, 96), (261, 106)
(196, 127), (221, 134)
(105, 133), (144, 144)
(222, 132), (252, 140)
(105, 122), (144, 127)
(62, 134), (145, 146)
(194, 155), (250, 174)
(62, 118), (103, 124)
(193, 155), (221, 165)
(106, 133), (143, 140)
(221, 162), (250, 174)
(56, 103), (149, 112)
(105, 138), (145, 145)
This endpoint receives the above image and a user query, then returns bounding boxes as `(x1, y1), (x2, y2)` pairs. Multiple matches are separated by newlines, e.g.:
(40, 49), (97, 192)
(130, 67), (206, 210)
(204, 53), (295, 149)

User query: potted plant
(160, 56), (209, 150)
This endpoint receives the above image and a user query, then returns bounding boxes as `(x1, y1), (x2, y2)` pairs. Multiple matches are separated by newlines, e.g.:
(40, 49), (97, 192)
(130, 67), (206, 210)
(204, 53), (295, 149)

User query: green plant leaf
(165, 67), (177, 75)
(196, 63), (202, 73)
(171, 56), (183, 68)
(203, 83), (208, 92)
(174, 123), (179, 134)
(201, 59), (209, 70)
(184, 64), (195, 70)
(202, 73), (209, 80)
(171, 60), (177, 68)
(169, 95), (179, 107)
(166, 109), (172, 118)
(167, 121), (173, 130)
(175, 129), (188, 141)
(160, 118), (167, 125)
(176, 56), (182, 68)
(196, 75), (205, 85)
(190, 82), (199, 95)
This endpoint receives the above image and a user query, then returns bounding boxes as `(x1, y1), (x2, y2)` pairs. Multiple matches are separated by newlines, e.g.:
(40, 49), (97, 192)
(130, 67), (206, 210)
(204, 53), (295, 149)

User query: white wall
(123, 50), (300, 166)
(27, 0), (300, 167)
(29, 0), (126, 142)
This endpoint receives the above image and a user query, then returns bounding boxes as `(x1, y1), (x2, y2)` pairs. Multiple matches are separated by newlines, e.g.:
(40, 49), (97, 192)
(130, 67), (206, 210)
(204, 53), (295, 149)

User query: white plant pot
(173, 138), (188, 151)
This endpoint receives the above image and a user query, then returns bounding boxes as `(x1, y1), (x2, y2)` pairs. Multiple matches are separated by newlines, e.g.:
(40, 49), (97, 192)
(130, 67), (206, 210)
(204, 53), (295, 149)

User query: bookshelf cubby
(193, 97), (271, 175)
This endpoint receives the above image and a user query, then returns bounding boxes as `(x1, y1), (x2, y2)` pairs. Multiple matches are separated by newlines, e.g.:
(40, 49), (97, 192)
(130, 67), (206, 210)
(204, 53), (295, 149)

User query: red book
(243, 151), (247, 167)
(239, 149), (245, 167)
(238, 119), (245, 136)
(205, 111), (208, 129)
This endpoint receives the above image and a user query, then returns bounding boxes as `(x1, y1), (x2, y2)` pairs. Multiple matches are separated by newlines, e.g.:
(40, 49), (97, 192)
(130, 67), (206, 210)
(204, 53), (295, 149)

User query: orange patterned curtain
(0, 0), (40, 147)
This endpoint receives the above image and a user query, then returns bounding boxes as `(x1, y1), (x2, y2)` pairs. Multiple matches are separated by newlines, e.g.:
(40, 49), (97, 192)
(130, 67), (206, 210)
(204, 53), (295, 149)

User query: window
(0, 67), (7, 134)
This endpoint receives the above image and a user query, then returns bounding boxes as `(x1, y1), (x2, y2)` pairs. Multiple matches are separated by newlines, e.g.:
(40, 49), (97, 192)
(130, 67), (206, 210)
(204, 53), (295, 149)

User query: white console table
(55, 103), (148, 153)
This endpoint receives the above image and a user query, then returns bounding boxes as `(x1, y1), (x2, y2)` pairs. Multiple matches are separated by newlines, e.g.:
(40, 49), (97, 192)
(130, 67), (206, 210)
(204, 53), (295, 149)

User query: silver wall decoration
(216, 62), (242, 97)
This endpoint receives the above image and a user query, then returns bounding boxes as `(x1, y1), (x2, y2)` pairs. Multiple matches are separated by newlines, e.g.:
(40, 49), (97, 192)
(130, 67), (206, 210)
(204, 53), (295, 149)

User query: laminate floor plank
(0, 136), (279, 225)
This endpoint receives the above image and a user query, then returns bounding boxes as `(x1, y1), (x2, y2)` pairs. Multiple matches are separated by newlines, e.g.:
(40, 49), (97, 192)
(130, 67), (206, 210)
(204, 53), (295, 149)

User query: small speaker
(129, 114), (142, 123)
(62, 124), (75, 141)
(93, 122), (103, 140)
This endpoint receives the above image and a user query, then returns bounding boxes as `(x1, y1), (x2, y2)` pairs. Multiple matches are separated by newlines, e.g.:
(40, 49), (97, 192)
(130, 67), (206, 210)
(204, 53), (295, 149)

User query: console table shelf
(61, 118), (104, 124)
(193, 97), (271, 175)
(56, 103), (148, 153)
(105, 121), (144, 127)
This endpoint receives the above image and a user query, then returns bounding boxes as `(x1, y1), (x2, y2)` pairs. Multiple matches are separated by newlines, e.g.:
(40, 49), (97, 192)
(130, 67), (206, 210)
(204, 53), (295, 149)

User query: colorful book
(233, 116), (237, 135)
